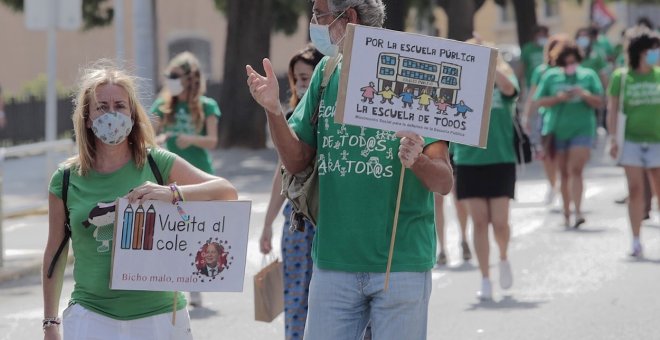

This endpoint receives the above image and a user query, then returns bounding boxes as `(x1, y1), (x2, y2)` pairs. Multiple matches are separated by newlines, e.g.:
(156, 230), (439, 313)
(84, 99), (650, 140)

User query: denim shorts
(304, 266), (432, 340)
(619, 140), (660, 168)
(554, 135), (593, 152)
(62, 303), (192, 340)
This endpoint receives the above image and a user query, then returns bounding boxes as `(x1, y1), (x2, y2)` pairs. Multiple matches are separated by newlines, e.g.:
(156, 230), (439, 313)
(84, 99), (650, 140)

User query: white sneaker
(477, 278), (492, 300)
(544, 187), (556, 205)
(499, 260), (513, 290)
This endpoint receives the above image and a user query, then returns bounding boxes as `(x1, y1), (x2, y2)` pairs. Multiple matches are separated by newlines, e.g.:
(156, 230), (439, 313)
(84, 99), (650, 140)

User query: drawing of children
(435, 97), (450, 115)
(451, 100), (474, 119)
(360, 81), (377, 104)
(400, 87), (415, 109)
(416, 89), (433, 111)
(378, 86), (397, 105)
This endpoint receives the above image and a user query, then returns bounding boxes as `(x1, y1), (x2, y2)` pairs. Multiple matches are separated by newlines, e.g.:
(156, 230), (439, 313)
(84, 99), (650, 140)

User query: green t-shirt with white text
(534, 66), (603, 140)
(608, 67), (660, 142)
(151, 96), (220, 174)
(288, 57), (440, 273)
(48, 148), (186, 320)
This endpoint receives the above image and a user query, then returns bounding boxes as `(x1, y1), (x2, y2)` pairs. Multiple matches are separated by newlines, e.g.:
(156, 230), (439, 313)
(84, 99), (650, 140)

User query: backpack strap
(147, 152), (164, 185)
(311, 55), (342, 128)
(47, 168), (71, 278)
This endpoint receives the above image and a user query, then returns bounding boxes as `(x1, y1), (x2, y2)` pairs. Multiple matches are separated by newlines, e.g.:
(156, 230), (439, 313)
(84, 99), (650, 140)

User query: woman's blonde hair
(158, 51), (206, 132)
(66, 60), (156, 176)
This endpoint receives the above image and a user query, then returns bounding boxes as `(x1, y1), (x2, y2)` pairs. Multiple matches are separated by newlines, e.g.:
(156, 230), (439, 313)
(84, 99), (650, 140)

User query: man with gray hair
(247, 1), (453, 339)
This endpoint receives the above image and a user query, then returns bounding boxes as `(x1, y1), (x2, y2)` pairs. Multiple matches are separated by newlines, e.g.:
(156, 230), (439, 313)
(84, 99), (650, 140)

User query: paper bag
(254, 258), (284, 322)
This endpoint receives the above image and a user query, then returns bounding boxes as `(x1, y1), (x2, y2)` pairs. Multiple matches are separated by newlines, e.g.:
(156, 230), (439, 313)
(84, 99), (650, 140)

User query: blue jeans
(304, 266), (432, 340)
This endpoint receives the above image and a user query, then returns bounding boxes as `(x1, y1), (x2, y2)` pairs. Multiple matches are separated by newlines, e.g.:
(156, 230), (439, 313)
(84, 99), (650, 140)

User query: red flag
(591, 0), (616, 30)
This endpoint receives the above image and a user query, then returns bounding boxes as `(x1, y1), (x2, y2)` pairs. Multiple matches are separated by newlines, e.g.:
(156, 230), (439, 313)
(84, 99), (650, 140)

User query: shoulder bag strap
(147, 152), (164, 185)
(47, 168), (71, 278)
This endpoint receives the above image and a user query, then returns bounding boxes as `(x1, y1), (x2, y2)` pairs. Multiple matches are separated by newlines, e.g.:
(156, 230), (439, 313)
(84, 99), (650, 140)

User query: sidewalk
(0, 147), (279, 283)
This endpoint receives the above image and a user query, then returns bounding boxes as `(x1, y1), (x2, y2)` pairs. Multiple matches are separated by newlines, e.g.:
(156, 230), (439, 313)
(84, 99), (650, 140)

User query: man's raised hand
(246, 58), (282, 115)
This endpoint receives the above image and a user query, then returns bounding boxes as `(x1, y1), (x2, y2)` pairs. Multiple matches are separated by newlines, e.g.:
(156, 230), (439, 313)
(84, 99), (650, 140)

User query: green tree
(0, 0), (113, 30)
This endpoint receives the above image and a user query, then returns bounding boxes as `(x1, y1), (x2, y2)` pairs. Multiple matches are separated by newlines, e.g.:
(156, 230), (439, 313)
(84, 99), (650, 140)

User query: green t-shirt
(581, 48), (608, 74)
(151, 96), (220, 174)
(288, 57), (439, 273)
(48, 148), (186, 320)
(596, 35), (615, 59)
(534, 66), (603, 140)
(530, 64), (552, 116)
(608, 67), (660, 142)
(521, 42), (545, 87)
(452, 75), (519, 166)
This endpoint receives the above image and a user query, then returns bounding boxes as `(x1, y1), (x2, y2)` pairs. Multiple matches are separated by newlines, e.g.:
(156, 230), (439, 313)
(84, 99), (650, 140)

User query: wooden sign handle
(384, 164), (406, 291)
(172, 291), (178, 325)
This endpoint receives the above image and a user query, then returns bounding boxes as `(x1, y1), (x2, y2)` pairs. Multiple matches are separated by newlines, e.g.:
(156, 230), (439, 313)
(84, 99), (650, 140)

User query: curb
(0, 258), (42, 284)
(4, 205), (49, 219)
(0, 255), (74, 284)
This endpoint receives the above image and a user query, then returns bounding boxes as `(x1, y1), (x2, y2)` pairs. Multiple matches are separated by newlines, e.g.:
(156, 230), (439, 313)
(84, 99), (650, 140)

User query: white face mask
(296, 85), (308, 99)
(309, 10), (346, 57)
(166, 78), (184, 96)
(91, 111), (133, 145)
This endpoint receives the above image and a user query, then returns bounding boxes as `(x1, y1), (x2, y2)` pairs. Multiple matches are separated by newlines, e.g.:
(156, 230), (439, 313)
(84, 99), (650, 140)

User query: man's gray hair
(328, 0), (386, 28)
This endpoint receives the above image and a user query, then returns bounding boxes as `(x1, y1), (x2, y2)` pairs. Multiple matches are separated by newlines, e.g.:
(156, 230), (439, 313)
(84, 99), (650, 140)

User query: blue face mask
(576, 36), (590, 49)
(645, 48), (660, 66)
(309, 10), (346, 57)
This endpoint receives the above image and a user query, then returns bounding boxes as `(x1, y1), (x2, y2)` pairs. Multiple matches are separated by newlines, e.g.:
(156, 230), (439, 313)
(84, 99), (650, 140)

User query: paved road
(1, 145), (659, 339)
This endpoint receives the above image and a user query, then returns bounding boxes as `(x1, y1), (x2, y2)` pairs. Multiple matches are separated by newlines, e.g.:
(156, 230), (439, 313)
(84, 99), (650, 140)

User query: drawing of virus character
(82, 202), (116, 253)
(360, 82), (377, 104)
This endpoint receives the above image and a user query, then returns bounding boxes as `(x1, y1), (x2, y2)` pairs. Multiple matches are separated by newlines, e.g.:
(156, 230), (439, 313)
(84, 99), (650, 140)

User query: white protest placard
(110, 199), (251, 292)
(336, 24), (498, 147)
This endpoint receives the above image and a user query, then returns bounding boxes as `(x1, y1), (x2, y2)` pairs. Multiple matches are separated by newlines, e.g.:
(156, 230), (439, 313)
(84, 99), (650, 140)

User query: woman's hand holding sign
(246, 59), (282, 116)
(396, 131), (424, 168)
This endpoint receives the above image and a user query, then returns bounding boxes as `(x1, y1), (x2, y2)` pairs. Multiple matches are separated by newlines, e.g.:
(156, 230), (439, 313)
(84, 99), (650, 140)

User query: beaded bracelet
(170, 183), (184, 204)
(42, 317), (61, 332)
(169, 183), (190, 221)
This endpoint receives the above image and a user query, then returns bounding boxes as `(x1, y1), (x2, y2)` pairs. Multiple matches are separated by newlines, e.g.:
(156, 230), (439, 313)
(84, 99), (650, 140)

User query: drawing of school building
(376, 52), (462, 103)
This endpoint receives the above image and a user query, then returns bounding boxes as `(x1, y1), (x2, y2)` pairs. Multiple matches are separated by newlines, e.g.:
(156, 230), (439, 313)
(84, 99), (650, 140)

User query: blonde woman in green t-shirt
(42, 61), (237, 340)
(151, 52), (220, 176)
(607, 27), (660, 258)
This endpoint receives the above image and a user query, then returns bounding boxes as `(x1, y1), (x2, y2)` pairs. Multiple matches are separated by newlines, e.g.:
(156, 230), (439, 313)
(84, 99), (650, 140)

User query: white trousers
(62, 303), (193, 340)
